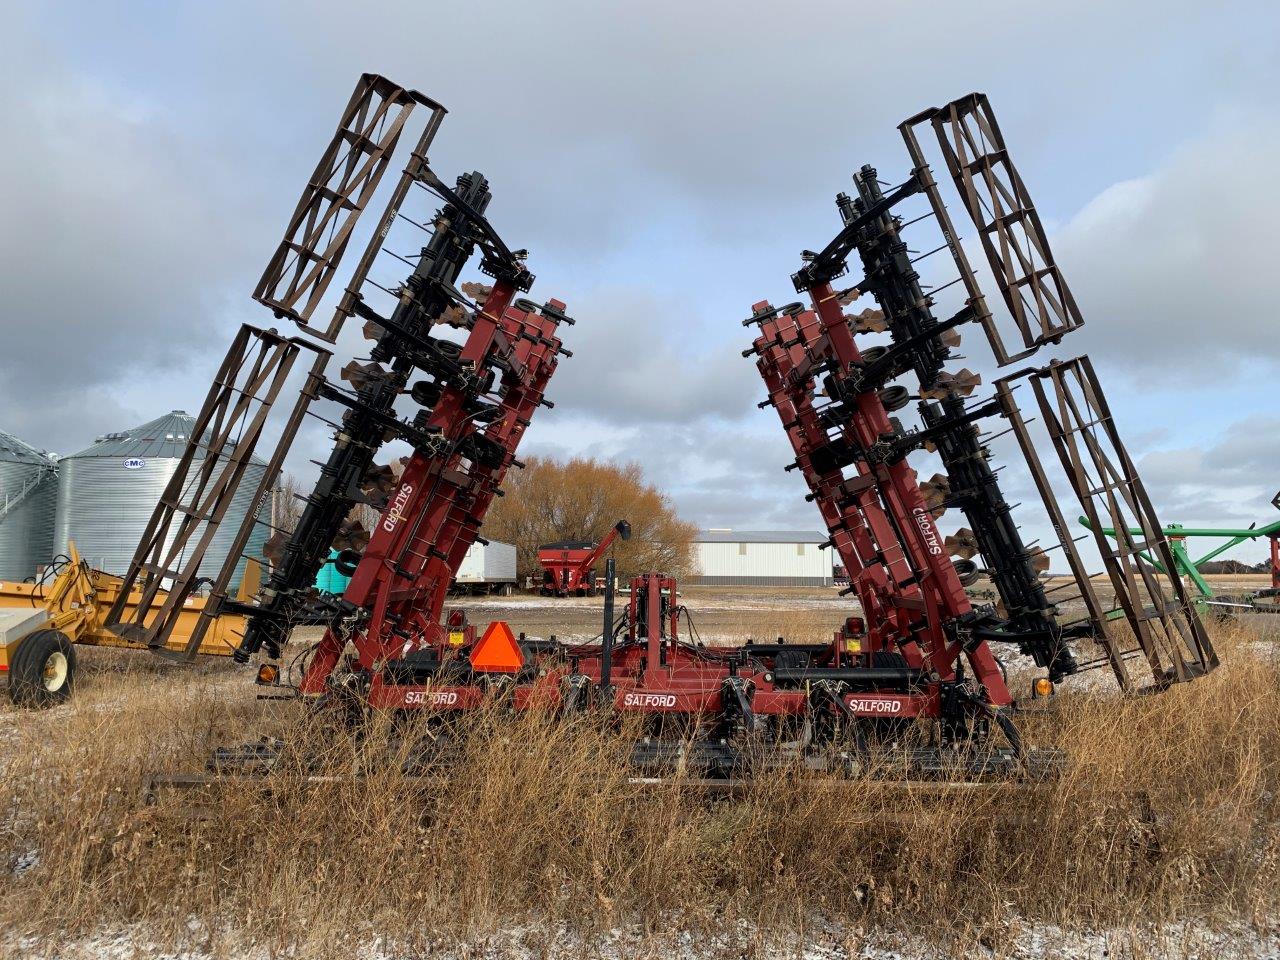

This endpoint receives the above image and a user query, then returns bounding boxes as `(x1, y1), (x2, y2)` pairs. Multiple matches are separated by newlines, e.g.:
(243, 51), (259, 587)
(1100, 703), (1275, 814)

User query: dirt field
(454, 584), (859, 645)
(453, 576), (1280, 647)
(1, 584), (1278, 959)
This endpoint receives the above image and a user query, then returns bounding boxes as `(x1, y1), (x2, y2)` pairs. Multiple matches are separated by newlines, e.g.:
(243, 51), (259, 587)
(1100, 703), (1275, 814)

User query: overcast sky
(2, 0), (1278, 562)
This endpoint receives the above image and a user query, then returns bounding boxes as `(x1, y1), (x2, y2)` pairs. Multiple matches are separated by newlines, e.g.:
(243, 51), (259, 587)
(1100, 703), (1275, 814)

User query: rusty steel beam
(995, 361), (1218, 689)
(253, 73), (444, 340)
(900, 93), (1083, 365)
(105, 325), (325, 659)
(992, 376), (1131, 687)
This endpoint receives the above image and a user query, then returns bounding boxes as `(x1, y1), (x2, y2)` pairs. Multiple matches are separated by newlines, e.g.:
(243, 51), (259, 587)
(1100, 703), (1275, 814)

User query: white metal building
(689, 529), (833, 586)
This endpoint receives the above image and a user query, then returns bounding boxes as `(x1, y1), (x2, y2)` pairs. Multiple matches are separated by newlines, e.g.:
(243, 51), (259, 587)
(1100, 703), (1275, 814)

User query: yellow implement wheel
(8, 629), (76, 708)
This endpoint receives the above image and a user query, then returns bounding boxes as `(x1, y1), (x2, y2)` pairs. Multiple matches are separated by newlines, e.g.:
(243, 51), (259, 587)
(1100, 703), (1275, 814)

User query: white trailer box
(454, 540), (517, 594)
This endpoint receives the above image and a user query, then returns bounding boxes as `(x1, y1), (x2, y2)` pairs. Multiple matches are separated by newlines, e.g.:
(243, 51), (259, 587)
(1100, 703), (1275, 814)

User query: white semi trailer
(452, 540), (518, 595)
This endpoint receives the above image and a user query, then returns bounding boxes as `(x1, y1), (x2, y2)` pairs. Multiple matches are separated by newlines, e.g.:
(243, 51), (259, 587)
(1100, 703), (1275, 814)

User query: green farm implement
(1082, 511), (1280, 615)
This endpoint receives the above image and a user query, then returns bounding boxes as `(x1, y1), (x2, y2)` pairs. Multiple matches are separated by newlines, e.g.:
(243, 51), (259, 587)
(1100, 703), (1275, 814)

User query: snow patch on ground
(9, 917), (1280, 960)
(459, 593), (858, 613)
(10, 848), (38, 878)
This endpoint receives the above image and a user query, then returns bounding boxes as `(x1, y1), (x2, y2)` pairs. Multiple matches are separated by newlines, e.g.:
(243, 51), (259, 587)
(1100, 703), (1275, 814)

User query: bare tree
(273, 472), (306, 535)
(484, 456), (697, 581)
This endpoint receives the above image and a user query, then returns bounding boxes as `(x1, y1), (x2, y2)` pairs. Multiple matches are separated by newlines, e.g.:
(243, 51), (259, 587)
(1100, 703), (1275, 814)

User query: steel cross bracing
(899, 95), (1082, 366)
(253, 73), (443, 340)
(224, 80), (549, 666)
(104, 324), (325, 659)
(230, 167), (513, 663)
(298, 290), (568, 699)
(1022, 359), (1215, 684)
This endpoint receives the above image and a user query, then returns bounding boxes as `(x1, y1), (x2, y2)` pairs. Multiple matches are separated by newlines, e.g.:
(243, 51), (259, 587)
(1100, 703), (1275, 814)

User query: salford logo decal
(848, 698), (904, 715)
(404, 690), (459, 707)
(622, 692), (677, 709)
(912, 506), (942, 556)
(382, 483), (415, 533)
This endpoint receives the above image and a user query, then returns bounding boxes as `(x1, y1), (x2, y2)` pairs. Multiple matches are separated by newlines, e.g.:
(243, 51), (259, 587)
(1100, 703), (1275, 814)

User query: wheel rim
(42, 651), (69, 692)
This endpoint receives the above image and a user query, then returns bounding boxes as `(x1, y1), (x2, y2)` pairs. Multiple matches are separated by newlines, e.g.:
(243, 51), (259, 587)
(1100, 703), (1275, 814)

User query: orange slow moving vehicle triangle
(469, 620), (524, 673)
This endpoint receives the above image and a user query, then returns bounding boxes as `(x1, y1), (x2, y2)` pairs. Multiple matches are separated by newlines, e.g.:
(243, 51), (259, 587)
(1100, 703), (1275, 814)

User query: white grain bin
(0, 430), (58, 581)
(53, 411), (269, 587)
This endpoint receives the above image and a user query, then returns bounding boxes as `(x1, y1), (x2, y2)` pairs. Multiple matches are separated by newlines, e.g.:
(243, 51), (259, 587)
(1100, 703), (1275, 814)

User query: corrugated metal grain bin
(0, 430), (58, 581)
(53, 411), (269, 587)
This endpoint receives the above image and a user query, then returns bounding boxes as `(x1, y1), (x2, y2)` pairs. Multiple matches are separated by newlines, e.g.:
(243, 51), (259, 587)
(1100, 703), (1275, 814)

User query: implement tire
(8, 629), (76, 708)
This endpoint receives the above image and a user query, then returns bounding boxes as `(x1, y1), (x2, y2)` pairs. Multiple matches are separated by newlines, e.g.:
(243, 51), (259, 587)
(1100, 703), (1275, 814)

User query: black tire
(953, 559), (981, 587)
(8, 629), (76, 708)
(870, 650), (909, 670)
(334, 549), (361, 577)
(878, 385), (912, 412)
(1211, 595), (1239, 623)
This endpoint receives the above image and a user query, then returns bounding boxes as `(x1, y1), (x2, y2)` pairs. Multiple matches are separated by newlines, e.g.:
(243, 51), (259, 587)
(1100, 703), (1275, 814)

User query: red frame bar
(751, 287), (1011, 706)
(299, 287), (565, 695)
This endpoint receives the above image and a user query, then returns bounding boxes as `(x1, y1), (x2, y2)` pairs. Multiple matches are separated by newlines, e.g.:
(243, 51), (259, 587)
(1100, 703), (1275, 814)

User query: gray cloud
(521, 412), (817, 529)
(0, 18), (267, 452)
(250, 0), (1280, 265)
(3, 0), (1278, 552)
(1056, 117), (1280, 377)
(1134, 416), (1280, 524)
(543, 288), (759, 425)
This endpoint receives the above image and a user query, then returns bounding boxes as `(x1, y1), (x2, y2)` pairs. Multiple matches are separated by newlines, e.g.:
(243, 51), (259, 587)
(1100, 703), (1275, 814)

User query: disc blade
(351, 525), (371, 552)
(262, 530), (289, 565)
(944, 527), (978, 560)
(919, 472), (951, 509)
(951, 368), (982, 397)
(438, 304), (472, 329)
(340, 360), (388, 393)
(360, 463), (398, 497)
(919, 377), (952, 401)
(1029, 546), (1051, 575)
(851, 307), (888, 333)
(333, 519), (370, 553)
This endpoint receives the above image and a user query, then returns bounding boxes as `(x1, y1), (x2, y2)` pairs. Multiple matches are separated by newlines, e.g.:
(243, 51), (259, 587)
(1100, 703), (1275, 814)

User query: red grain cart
(537, 520), (630, 596)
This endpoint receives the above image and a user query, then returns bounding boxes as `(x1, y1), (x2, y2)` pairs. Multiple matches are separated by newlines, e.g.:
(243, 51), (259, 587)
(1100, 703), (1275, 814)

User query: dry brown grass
(692, 610), (844, 646)
(0, 624), (1278, 958)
